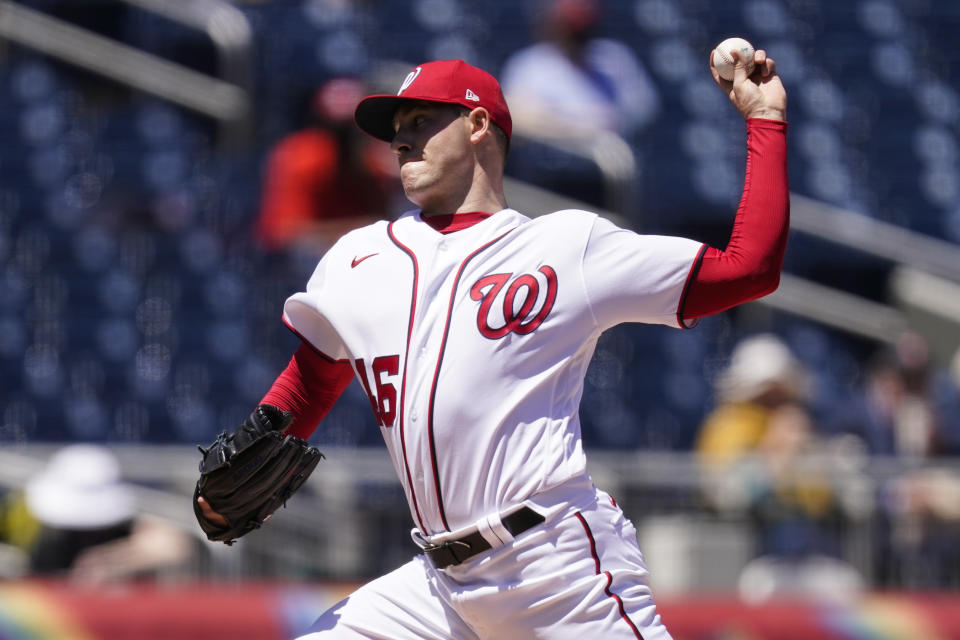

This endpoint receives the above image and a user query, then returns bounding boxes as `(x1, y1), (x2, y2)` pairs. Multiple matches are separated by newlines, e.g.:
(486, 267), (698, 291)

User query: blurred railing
(0, 0), (253, 146)
(511, 127), (640, 220)
(761, 273), (908, 344)
(785, 194), (960, 360)
(2, 445), (958, 594)
(790, 194), (960, 283)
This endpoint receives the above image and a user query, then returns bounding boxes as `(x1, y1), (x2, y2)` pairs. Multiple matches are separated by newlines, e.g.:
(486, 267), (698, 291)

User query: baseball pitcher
(195, 46), (788, 639)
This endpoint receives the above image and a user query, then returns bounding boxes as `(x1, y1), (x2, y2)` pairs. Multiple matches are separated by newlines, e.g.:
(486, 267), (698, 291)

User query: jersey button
(438, 241), (447, 251)
(411, 410), (419, 421)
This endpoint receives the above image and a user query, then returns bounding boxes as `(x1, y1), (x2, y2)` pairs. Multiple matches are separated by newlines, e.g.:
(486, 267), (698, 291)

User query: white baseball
(712, 37), (756, 81)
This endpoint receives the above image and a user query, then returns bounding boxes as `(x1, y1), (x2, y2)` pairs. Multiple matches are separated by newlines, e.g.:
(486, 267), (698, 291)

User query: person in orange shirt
(256, 78), (398, 254)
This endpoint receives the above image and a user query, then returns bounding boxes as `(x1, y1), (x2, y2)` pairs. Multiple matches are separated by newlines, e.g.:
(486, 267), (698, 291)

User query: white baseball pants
(295, 489), (672, 640)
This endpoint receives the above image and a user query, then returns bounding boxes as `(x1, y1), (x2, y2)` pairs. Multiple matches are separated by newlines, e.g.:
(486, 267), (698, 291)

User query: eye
(413, 115), (426, 128)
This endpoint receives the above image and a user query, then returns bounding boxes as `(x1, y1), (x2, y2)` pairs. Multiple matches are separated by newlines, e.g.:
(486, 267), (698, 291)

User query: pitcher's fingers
(764, 55), (777, 77)
(754, 50), (776, 77)
(731, 48), (751, 84)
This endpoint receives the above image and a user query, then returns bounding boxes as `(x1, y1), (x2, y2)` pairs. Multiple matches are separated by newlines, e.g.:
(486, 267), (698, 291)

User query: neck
(420, 163), (507, 217)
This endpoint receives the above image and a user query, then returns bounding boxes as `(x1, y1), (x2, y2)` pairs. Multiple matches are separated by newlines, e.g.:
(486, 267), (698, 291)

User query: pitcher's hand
(710, 48), (787, 121)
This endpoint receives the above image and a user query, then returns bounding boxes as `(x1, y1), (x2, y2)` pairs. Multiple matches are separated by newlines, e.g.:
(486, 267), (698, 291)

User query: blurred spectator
(499, 0), (660, 214)
(696, 335), (851, 578)
(0, 445), (200, 584)
(499, 0), (660, 139)
(931, 345), (960, 455)
(882, 466), (960, 588)
(849, 339), (960, 588)
(736, 404), (844, 558)
(828, 332), (952, 458)
(696, 333), (811, 476)
(255, 78), (398, 256)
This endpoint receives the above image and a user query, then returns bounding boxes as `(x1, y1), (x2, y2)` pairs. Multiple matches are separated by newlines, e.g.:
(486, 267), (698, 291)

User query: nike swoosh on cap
(351, 253), (378, 268)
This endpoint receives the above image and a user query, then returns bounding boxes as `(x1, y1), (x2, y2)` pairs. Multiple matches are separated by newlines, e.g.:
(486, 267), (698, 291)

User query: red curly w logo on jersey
(469, 266), (558, 339)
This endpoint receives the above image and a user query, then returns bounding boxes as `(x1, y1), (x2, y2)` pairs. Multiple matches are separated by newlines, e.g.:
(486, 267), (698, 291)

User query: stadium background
(0, 0), (959, 638)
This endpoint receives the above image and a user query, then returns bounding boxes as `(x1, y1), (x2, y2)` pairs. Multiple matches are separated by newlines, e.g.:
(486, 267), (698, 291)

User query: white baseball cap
(25, 445), (136, 530)
(715, 334), (810, 402)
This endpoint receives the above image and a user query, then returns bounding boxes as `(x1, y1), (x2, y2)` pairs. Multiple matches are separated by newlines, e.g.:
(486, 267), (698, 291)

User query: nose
(390, 129), (412, 156)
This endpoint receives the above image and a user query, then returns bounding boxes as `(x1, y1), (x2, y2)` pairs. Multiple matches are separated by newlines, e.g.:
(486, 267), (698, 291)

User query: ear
(467, 107), (491, 145)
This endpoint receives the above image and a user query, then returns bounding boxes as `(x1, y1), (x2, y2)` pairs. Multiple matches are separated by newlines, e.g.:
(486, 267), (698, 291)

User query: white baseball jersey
(284, 207), (702, 538)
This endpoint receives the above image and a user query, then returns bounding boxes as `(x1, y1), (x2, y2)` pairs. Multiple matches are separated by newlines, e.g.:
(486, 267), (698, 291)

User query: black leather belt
(421, 506), (545, 569)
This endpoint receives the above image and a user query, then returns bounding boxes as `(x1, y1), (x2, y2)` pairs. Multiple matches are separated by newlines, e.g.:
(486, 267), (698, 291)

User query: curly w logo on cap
(398, 66), (422, 95)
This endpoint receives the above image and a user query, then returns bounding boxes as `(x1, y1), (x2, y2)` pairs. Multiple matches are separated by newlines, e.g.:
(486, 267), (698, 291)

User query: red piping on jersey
(575, 513), (645, 639)
(676, 244), (708, 328)
(426, 227), (517, 532)
(386, 221), (428, 534)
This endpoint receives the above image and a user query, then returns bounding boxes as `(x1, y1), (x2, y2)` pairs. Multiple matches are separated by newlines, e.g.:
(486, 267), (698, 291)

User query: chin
(402, 182), (438, 210)
(400, 171), (423, 198)
(401, 183), (424, 206)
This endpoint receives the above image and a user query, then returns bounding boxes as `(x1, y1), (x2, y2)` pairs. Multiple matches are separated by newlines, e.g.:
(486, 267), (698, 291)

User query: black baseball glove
(193, 404), (323, 545)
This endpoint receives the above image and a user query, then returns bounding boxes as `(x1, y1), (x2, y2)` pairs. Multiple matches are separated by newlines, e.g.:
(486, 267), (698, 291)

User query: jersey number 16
(355, 355), (399, 427)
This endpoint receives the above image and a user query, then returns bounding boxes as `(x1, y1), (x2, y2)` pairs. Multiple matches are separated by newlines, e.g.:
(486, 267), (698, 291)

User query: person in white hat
(24, 444), (137, 574)
(15, 445), (196, 583)
(696, 333), (811, 473)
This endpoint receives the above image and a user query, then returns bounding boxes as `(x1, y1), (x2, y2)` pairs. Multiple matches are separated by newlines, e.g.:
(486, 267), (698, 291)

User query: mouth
(398, 152), (421, 167)
(399, 155), (425, 174)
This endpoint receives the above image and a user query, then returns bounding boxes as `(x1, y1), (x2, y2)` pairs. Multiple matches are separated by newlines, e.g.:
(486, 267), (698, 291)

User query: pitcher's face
(390, 102), (475, 213)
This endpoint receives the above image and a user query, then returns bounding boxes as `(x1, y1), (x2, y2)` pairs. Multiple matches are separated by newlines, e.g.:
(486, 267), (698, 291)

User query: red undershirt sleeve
(260, 342), (355, 440)
(679, 118), (789, 322)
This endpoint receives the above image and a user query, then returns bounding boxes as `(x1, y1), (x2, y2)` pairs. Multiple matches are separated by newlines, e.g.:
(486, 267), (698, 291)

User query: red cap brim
(354, 94), (477, 142)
